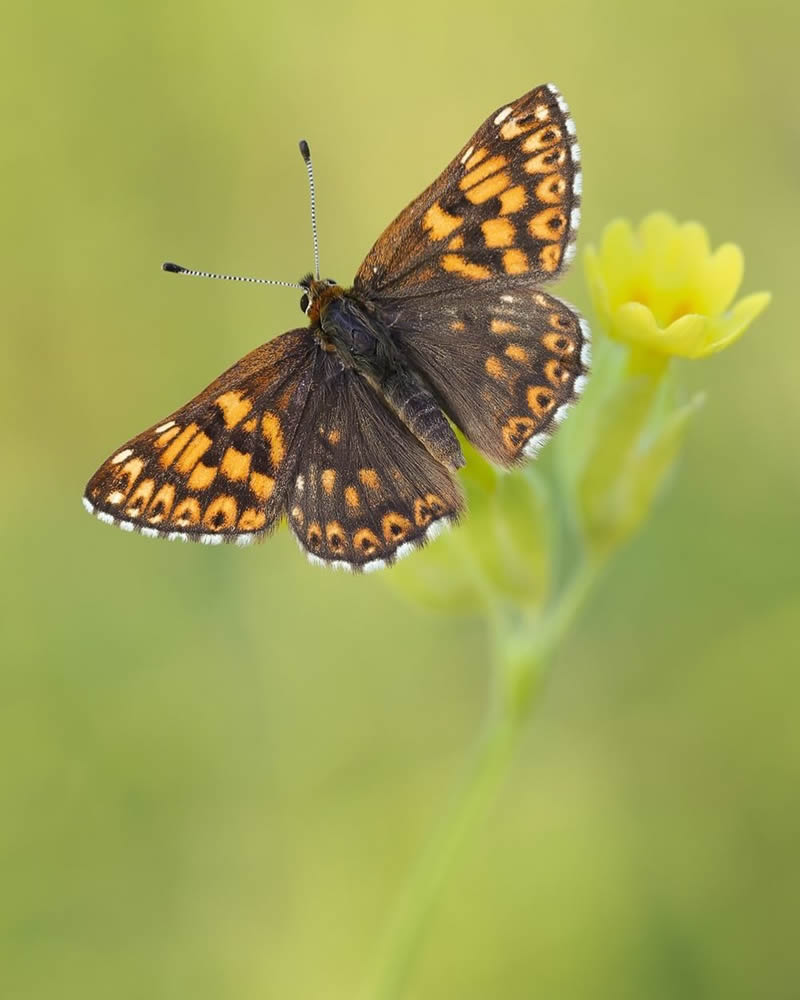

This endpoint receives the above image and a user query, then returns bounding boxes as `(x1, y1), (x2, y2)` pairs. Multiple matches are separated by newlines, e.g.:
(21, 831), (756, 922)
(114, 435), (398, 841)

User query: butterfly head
(300, 274), (341, 322)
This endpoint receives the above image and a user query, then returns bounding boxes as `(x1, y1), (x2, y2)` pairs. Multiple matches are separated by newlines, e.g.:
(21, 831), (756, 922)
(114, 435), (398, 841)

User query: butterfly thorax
(311, 285), (464, 472)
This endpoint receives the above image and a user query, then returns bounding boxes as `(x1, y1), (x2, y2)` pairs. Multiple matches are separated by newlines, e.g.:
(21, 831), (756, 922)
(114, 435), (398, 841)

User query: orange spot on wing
(173, 498), (201, 527)
(359, 468), (380, 490)
(249, 471), (275, 501)
(464, 171), (511, 204)
(326, 522), (347, 553)
(481, 217), (515, 248)
(448, 234), (464, 250)
(115, 457), (144, 496)
(413, 494), (445, 528)
(353, 528), (381, 556)
(242, 417), (257, 433)
(505, 344), (529, 362)
(502, 416), (535, 452)
(503, 249), (529, 274)
(539, 243), (562, 272)
(174, 431), (213, 474)
(382, 512), (412, 544)
(220, 446), (251, 482)
(261, 412), (286, 468)
(344, 486), (360, 510)
(460, 155), (508, 191)
(485, 356), (507, 379)
(529, 208), (567, 240)
(524, 148), (567, 174)
(146, 483), (176, 523)
(464, 147), (488, 170)
(522, 124), (562, 153)
(238, 508), (266, 531)
(203, 495), (238, 531)
(550, 310), (573, 330)
(422, 201), (463, 240)
(536, 174), (567, 205)
(500, 119), (529, 140)
(491, 319), (518, 334)
(527, 386), (557, 417)
(155, 425), (181, 448)
(215, 391), (252, 429)
(545, 358), (570, 386)
(441, 254), (491, 280)
(188, 462), (217, 491)
(159, 423), (199, 468)
(125, 478), (154, 516)
(542, 331), (577, 356)
(499, 185), (527, 215)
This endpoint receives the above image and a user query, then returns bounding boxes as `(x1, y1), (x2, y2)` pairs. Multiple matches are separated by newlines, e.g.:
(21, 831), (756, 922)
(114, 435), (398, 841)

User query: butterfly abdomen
(381, 370), (465, 471)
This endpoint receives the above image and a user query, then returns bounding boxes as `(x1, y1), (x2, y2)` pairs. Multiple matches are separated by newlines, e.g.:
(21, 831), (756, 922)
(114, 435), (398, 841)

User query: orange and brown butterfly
(84, 83), (590, 571)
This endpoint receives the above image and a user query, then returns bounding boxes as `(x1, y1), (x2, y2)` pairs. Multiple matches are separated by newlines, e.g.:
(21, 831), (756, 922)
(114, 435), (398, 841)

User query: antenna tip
(298, 140), (311, 162)
(162, 261), (184, 273)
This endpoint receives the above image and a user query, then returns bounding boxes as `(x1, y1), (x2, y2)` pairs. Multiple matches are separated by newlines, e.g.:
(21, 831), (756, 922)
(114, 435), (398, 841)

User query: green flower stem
(364, 559), (599, 1000)
(363, 694), (519, 1000)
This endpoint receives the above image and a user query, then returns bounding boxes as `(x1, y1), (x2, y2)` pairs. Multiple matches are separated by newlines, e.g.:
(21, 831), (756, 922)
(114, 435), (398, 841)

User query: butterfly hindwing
(285, 352), (464, 570)
(354, 84), (581, 299)
(83, 328), (316, 543)
(383, 285), (590, 467)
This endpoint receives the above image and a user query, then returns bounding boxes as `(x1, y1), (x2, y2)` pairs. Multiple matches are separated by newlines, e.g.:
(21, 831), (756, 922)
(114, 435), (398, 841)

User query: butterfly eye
(326, 278), (337, 286)
(300, 293), (310, 314)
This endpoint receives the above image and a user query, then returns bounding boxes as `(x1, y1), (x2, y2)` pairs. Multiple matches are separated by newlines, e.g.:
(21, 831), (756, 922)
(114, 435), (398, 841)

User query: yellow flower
(584, 212), (770, 367)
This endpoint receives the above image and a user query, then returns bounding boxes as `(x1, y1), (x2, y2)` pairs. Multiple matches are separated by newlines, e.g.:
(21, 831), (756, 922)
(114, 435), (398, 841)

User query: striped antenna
(298, 140), (321, 280)
(161, 261), (304, 289)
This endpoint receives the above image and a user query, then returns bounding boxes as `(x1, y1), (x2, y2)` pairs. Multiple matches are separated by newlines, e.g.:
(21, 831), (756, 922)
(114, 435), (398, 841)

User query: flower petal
(692, 292), (771, 358)
(611, 303), (711, 359)
(639, 212), (679, 255)
(677, 221), (710, 267)
(639, 212), (680, 279)
(610, 302), (665, 351)
(695, 242), (744, 318)
(659, 313), (714, 355)
(638, 213), (693, 325)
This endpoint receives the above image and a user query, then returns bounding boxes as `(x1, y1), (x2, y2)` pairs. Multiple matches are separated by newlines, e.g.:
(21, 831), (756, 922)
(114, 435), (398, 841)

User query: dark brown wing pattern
(83, 329), (316, 544)
(355, 84), (582, 299)
(386, 286), (590, 466)
(285, 352), (464, 570)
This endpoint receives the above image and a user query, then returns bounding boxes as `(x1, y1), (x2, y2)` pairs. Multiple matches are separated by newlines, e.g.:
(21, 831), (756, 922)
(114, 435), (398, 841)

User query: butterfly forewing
(355, 84), (581, 298)
(84, 329), (316, 543)
(285, 352), (463, 569)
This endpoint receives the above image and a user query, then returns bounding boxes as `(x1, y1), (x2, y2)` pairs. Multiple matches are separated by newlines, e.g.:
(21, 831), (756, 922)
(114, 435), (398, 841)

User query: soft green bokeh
(3, 2), (798, 998)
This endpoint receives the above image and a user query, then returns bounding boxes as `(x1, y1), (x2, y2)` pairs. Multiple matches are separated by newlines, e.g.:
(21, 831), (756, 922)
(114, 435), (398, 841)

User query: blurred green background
(3, 1), (798, 997)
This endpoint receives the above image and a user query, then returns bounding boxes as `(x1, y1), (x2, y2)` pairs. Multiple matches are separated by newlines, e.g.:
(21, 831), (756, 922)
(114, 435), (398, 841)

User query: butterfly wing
(354, 83), (581, 298)
(285, 352), (463, 570)
(379, 286), (590, 467)
(83, 328), (317, 543)
(352, 82), (588, 467)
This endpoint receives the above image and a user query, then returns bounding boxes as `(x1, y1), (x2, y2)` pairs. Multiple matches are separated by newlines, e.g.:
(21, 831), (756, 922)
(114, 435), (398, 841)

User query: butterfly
(83, 83), (590, 571)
